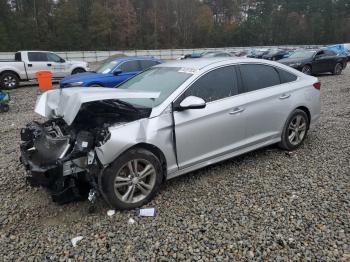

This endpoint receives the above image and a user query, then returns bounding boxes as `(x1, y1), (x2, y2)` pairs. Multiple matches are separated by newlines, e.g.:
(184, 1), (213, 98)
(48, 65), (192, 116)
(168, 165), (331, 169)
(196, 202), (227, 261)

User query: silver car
(20, 58), (321, 209)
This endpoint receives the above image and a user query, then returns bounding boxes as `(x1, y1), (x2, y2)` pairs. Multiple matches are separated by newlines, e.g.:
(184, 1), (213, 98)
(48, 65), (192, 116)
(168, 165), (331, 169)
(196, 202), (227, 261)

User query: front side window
(47, 53), (62, 62)
(120, 60), (141, 72)
(96, 61), (118, 74)
(240, 64), (280, 92)
(182, 66), (238, 103)
(28, 52), (48, 62)
(118, 67), (193, 107)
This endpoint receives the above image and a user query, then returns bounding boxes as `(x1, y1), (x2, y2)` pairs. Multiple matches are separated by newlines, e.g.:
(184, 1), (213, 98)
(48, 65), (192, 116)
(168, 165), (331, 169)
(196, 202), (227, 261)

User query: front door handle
(279, 94), (291, 100)
(28, 64), (32, 67)
(47, 63), (52, 66)
(229, 107), (245, 115)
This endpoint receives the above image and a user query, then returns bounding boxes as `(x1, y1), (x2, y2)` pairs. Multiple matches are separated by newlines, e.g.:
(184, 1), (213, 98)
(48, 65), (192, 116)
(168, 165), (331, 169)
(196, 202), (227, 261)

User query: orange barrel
(36, 71), (53, 92)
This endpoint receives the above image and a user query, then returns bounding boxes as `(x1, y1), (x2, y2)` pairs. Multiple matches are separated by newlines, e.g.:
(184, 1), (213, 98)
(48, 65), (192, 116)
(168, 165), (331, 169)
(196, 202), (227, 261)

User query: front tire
(301, 65), (312, 75)
(332, 63), (343, 75)
(102, 148), (163, 210)
(72, 68), (86, 75)
(279, 109), (309, 151)
(0, 72), (19, 89)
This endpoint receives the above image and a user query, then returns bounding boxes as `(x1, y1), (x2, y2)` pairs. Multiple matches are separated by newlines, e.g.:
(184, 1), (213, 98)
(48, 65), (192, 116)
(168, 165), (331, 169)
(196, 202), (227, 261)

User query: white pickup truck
(0, 51), (89, 89)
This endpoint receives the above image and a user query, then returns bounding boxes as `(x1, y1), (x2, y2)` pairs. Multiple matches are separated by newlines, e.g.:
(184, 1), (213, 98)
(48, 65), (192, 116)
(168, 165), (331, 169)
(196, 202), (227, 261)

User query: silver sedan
(21, 58), (321, 209)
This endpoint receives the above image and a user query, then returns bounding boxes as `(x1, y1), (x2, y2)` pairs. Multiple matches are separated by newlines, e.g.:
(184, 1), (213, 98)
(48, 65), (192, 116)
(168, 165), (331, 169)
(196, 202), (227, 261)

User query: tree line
(0, 0), (349, 52)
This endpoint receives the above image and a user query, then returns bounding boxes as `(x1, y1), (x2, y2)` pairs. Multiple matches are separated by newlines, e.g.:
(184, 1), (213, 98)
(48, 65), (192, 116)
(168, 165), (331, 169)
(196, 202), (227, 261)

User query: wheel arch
(295, 106), (311, 127)
(71, 67), (86, 74)
(0, 70), (20, 80)
(127, 143), (168, 180)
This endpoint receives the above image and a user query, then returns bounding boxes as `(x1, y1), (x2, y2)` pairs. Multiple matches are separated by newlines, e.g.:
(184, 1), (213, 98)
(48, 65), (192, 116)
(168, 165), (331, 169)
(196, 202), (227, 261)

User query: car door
(312, 50), (330, 73)
(173, 65), (246, 169)
(26, 52), (51, 79)
(46, 52), (66, 78)
(114, 60), (142, 85)
(237, 63), (296, 145)
(322, 50), (338, 72)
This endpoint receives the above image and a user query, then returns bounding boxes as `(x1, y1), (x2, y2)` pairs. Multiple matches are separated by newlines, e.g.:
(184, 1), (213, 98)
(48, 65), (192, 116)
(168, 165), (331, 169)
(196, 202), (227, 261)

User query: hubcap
(114, 159), (156, 203)
(3, 76), (16, 88)
(288, 115), (307, 146)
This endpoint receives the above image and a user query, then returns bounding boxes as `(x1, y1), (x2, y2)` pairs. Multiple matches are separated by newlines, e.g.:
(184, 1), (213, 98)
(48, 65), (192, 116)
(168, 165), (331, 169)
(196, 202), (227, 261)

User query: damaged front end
(20, 88), (158, 205)
(20, 119), (102, 204)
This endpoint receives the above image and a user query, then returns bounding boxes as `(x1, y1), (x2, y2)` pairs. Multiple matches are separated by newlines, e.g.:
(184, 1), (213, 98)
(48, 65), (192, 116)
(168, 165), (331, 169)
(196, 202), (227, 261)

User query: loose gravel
(0, 69), (349, 261)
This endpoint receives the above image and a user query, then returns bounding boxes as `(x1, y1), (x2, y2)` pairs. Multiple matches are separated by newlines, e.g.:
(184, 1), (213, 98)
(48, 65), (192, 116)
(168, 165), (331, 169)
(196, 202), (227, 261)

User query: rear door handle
(28, 64), (32, 67)
(229, 107), (245, 115)
(47, 63), (52, 66)
(279, 94), (291, 100)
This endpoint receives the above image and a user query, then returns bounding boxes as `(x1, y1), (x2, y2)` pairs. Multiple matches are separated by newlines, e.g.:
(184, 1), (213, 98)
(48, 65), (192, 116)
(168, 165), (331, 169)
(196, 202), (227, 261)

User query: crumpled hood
(35, 87), (160, 125)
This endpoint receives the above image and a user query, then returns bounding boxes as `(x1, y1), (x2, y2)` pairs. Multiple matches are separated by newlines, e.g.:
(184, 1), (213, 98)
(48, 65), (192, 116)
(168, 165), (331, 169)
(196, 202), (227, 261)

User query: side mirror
(113, 69), (122, 76)
(178, 96), (206, 111)
(60, 58), (65, 63)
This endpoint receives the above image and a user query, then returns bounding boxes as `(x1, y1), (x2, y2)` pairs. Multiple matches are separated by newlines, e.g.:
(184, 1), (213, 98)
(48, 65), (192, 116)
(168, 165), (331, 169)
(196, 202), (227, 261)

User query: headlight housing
(67, 81), (84, 87)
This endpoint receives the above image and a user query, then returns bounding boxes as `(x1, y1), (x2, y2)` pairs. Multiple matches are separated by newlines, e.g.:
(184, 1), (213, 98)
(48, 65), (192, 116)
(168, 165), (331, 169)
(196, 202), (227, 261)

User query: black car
(181, 51), (233, 59)
(279, 49), (347, 75)
(262, 49), (291, 61)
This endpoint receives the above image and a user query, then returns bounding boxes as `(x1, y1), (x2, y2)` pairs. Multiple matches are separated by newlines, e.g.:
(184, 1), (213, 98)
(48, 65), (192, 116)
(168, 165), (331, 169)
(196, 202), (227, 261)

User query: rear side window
(15, 52), (21, 61)
(183, 66), (238, 103)
(28, 52), (48, 62)
(277, 68), (298, 83)
(240, 64), (280, 92)
(140, 60), (160, 70)
(120, 60), (141, 72)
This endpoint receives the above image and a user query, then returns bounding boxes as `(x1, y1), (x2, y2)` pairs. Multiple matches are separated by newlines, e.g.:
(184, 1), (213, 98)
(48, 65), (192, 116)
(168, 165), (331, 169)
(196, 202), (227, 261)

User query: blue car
(60, 56), (163, 88)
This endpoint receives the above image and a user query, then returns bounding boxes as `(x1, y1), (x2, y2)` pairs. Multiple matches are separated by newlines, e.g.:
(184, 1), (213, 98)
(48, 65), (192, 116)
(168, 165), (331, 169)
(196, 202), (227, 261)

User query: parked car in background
(279, 49), (347, 75)
(21, 58), (320, 209)
(0, 51), (89, 89)
(60, 57), (163, 88)
(262, 49), (292, 61)
(247, 49), (269, 59)
(180, 51), (233, 59)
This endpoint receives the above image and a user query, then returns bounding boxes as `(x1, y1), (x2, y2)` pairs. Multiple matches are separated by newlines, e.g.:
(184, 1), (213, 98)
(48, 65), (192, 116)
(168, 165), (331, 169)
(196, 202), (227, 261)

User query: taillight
(313, 82), (321, 90)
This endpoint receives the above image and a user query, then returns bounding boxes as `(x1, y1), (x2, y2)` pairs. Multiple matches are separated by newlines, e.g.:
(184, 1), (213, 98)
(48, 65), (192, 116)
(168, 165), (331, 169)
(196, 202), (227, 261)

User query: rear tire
(72, 68), (86, 75)
(332, 63), (343, 75)
(279, 109), (309, 151)
(0, 72), (19, 89)
(102, 148), (163, 210)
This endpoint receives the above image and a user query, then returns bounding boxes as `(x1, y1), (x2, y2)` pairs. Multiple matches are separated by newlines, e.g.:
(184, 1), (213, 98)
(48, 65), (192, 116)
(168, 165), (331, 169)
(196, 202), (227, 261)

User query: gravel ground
(0, 69), (349, 261)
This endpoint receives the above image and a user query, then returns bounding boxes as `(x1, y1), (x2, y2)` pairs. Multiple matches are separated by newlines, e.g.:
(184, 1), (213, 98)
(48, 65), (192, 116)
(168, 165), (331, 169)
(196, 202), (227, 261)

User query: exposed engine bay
(20, 100), (151, 205)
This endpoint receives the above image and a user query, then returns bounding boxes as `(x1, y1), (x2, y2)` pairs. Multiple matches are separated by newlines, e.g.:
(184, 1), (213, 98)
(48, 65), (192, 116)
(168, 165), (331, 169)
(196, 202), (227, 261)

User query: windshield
(96, 61), (119, 74)
(117, 67), (193, 108)
(289, 50), (316, 59)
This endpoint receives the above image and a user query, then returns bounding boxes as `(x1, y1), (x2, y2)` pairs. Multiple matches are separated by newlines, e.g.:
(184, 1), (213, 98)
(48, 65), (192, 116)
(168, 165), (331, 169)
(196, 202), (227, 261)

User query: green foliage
(0, 0), (349, 51)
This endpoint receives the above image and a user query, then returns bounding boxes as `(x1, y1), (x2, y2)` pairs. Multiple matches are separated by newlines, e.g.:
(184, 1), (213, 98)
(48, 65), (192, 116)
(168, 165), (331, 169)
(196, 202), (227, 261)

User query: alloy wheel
(113, 159), (156, 203)
(302, 66), (311, 75)
(335, 64), (342, 75)
(3, 75), (16, 88)
(288, 115), (307, 146)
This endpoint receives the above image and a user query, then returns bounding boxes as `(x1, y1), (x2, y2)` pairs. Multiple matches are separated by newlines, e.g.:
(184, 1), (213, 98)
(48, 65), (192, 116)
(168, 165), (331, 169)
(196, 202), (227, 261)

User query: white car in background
(0, 51), (89, 89)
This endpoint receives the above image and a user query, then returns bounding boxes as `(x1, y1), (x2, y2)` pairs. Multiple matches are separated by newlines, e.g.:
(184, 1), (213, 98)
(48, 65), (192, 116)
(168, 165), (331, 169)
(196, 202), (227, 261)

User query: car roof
(154, 57), (278, 70)
(113, 56), (161, 62)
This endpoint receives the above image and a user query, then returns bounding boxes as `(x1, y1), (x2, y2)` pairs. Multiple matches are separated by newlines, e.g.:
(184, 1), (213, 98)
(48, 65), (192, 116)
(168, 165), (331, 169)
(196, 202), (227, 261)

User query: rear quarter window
(277, 68), (298, 83)
(240, 64), (280, 92)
